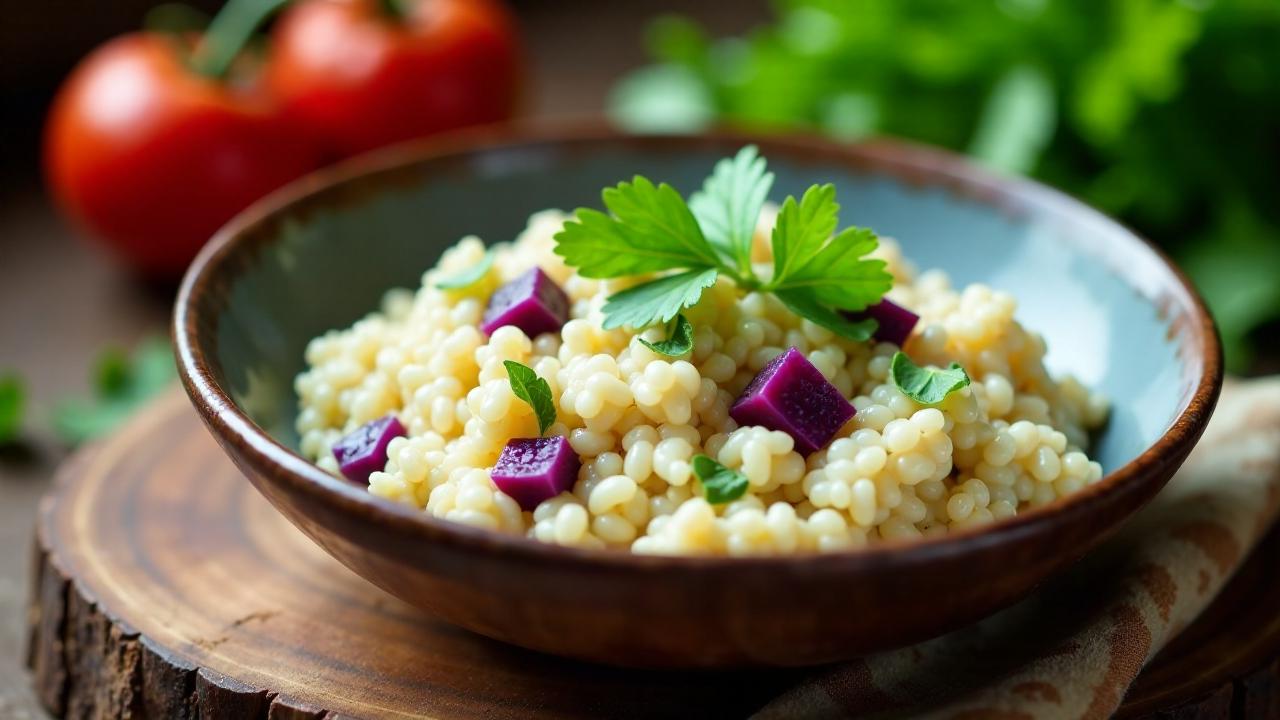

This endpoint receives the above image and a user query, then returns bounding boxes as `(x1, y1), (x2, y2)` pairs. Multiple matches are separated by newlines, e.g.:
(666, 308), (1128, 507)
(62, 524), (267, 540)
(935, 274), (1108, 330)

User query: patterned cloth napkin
(755, 378), (1280, 720)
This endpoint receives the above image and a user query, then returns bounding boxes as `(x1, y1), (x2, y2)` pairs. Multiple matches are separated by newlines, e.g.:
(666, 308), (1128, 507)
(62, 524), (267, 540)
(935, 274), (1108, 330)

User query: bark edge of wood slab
(24, 391), (1280, 719)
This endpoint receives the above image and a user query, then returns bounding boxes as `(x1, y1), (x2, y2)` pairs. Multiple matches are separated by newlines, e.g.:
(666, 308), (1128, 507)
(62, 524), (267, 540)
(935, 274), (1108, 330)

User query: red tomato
(268, 0), (521, 158)
(45, 34), (323, 276)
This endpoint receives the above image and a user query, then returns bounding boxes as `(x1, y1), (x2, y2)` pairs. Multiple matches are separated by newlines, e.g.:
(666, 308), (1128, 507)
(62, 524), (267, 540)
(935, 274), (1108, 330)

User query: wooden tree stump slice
(25, 392), (1280, 719)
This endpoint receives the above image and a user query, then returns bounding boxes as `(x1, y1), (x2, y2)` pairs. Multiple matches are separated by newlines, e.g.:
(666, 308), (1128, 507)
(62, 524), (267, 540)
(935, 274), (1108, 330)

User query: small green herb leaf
(771, 225), (892, 311)
(435, 249), (494, 290)
(504, 360), (556, 436)
(601, 267), (719, 330)
(131, 337), (179, 398)
(774, 288), (877, 341)
(638, 313), (695, 357)
(770, 183), (839, 284)
(53, 401), (139, 444)
(889, 352), (971, 405)
(95, 349), (131, 397)
(0, 374), (24, 444)
(689, 145), (774, 273)
(554, 176), (721, 278)
(55, 337), (177, 445)
(691, 454), (749, 504)
(766, 181), (892, 312)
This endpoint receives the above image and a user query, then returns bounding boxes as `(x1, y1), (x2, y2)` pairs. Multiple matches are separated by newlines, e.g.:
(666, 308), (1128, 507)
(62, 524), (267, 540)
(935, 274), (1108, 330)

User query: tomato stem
(376, 0), (409, 20)
(191, 0), (292, 80)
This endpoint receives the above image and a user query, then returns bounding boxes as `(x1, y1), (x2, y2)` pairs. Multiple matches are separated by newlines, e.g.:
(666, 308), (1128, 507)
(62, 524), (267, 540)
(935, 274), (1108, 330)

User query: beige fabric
(756, 378), (1280, 720)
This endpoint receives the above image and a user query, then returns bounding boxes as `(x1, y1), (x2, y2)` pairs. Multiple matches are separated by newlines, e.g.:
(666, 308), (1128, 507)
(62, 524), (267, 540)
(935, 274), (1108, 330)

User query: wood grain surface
(24, 391), (1280, 719)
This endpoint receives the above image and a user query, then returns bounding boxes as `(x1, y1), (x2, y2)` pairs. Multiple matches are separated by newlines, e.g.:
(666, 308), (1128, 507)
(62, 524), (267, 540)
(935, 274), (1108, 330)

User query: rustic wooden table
(24, 391), (1280, 718)
(0, 4), (762, 716)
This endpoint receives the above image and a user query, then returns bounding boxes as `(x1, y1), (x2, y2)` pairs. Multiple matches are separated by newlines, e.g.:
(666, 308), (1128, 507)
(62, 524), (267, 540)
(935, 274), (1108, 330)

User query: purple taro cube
(333, 415), (406, 485)
(481, 267), (570, 338)
(491, 436), (581, 511)
(729, 347), (855, 455)
(844, 298), (919, 347)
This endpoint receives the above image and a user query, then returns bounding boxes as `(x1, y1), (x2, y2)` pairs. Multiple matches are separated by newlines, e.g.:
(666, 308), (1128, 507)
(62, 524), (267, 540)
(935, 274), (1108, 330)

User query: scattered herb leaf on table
(0, 375), (24, 444)
(54, 337), (177, 445)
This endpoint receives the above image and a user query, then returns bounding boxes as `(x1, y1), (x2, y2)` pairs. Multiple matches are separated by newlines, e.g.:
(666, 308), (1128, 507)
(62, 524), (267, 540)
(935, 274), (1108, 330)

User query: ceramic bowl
(175, 126), (1221, 668)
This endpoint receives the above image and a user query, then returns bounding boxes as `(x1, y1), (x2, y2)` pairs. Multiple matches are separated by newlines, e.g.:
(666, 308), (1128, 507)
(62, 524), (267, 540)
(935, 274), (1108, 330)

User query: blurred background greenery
(610, 0), (1280, 371)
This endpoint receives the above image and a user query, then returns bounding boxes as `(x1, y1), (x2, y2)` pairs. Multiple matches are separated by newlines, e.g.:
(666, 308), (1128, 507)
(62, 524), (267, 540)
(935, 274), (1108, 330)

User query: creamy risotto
(296, 150), (1108, 556)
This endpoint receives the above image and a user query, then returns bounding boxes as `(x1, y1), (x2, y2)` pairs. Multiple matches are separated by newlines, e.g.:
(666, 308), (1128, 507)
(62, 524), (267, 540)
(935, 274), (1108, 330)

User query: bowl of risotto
(175, 127), (1220, 667)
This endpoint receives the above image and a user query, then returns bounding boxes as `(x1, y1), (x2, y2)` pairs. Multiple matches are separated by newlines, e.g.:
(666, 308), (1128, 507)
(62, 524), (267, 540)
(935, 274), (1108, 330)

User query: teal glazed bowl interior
(175, 128), (1221, 668)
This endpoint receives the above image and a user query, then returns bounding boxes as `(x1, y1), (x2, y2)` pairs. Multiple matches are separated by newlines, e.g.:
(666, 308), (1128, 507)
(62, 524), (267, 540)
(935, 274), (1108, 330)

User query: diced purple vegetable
(491, 435), (581, 511)
(480, 267), (570, 338)
(844, 298), (919, 347)
(729, 347), (855, 455)
(332, 415), (406, 485)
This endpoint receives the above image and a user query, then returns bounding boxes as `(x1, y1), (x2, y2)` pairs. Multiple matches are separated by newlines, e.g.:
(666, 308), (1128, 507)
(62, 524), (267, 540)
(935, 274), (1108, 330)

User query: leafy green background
(610, 0), (1280, 370)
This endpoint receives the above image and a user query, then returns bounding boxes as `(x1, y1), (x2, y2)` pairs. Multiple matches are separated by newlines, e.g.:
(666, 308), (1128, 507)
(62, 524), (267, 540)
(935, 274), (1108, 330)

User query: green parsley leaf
(0, 374), (24, 444)
(95, 349), (131, 397)
(54, 337), (177, 445)
(889, 352), (971, 405)
(554, 176), (721, 278)
(770, 224), (892, 311)
(774, 288), (877, 342)
(554, 150), (893, 335)
(770, 183), (839, 284)
(689, 145), (774, 273)
(601, 268), (719, 330)
(53, 401), (138, 444)
(638, 313), (694, 357)
(504, 360), (556, 436)
(691, 454), (749, 504)
(766, 181), (892, 311)
(130, 337), (179, 398)
(435, 249), (494, 290)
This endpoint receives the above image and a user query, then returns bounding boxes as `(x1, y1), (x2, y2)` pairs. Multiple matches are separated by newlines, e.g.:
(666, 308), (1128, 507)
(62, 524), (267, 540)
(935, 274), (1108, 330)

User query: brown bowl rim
(174, 121), (1223, 573)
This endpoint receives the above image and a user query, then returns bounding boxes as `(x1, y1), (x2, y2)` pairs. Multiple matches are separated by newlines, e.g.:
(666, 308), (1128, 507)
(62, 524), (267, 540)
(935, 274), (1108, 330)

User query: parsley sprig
(554, 146), (893, 339)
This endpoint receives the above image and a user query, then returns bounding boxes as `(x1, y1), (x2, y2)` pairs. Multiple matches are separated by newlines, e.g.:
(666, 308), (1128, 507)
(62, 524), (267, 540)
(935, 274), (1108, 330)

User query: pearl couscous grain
(296, 208), (1109, 555)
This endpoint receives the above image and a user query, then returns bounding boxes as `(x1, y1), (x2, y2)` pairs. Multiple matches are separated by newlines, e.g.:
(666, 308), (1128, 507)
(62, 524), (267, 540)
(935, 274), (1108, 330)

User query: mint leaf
(554, 176), (722, 278)
(692, 454), (749, 504)
(889, 352), (970, 405)
(0, 375), (23, 443)
(435, 249), (494, 290)
(54, 337), (177, 445)
(638, 313), (694, 357)
(601, 268), (719, 330)
(504, 360), (556, 436)
(774, 288), (877, 341)
(689, 145), (774, 273)
(770, 184), (839, 285)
